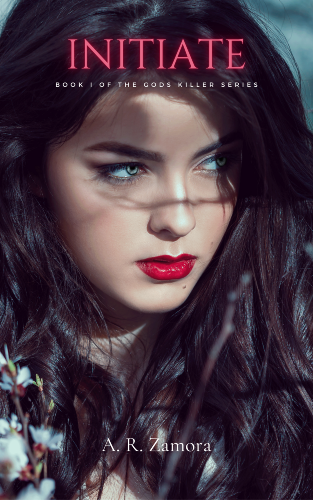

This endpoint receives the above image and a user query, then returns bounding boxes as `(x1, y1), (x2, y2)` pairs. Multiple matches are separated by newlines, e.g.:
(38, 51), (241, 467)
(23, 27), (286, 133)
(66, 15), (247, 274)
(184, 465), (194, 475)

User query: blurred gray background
(0, 0), (312, 127)
(247, 0), (313, 128)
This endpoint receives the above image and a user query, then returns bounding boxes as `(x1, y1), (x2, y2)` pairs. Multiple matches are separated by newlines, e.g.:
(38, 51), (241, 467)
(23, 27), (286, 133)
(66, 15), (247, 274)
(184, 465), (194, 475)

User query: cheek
(196, 202), (234, 235)
(195, 203), (233, 270)
(54, 195), (145, 287)
(202, 170), (239, 255)
(45, 161), (138, 276)
(61, 206), (136, 266)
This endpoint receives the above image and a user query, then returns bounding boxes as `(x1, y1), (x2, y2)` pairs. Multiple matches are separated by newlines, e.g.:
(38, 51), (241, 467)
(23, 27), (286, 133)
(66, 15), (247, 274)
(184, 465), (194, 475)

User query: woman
(0, 0), (313, 498)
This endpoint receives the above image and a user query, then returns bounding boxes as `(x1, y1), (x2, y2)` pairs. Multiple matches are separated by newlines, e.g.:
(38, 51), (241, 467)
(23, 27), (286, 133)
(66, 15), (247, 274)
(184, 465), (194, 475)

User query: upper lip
(137, 254), (197, 263)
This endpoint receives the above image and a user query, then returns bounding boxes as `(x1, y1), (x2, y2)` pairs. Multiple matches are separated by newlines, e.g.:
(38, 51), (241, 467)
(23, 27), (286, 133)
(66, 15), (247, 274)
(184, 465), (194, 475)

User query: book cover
(0, 1), (312, 499)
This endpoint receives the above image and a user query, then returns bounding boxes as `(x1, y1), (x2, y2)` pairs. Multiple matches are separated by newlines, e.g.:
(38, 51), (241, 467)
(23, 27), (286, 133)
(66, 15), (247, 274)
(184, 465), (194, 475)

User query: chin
(93, 281), (195, 316)
(124, 288), (192, 314)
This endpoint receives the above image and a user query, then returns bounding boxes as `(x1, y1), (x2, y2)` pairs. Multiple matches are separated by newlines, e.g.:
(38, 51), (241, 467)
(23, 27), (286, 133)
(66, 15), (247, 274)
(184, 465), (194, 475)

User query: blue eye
(95, 162), (143, 183)
(201, 155), (228, 170)
(94, 161), (146, 185)
(108, 163), (140, 178)
(215, 156), (227, 167)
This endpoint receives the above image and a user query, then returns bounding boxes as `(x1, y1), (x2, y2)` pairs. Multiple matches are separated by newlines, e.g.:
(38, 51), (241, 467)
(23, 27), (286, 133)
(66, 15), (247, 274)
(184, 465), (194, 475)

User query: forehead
(52, 87), (238, 156)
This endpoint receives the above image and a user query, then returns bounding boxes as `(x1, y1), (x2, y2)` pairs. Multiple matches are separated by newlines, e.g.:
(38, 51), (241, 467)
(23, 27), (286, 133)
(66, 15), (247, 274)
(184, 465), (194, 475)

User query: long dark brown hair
(1, 0), (313, 498)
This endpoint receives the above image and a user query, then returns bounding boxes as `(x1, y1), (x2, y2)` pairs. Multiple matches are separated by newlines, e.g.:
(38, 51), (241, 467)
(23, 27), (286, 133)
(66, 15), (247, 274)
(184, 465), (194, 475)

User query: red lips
(136, 254), (196, 280)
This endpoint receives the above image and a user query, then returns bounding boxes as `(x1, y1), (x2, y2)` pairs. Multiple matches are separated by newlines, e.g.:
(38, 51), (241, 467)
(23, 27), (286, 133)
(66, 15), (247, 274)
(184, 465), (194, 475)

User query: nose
(148, 200), (196, 238)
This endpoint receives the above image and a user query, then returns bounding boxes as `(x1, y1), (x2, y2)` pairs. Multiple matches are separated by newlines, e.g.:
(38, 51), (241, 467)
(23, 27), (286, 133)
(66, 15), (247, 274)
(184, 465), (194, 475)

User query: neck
(90, 306), (165, 385)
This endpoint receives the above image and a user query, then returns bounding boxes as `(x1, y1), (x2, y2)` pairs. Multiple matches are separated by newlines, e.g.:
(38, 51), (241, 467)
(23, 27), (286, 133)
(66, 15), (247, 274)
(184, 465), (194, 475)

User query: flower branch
(0, 349), (62, 499)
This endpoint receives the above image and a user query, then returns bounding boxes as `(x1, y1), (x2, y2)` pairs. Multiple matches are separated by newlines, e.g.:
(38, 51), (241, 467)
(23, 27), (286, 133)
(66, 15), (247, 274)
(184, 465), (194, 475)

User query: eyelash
(196, 152), (241, 173)
(95, 151), (241, 185)
(95, 162), (146, 185)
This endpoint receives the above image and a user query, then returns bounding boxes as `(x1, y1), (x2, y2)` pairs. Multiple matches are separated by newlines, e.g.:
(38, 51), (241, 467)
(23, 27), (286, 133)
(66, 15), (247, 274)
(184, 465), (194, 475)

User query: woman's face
(45, 88), (241, 317)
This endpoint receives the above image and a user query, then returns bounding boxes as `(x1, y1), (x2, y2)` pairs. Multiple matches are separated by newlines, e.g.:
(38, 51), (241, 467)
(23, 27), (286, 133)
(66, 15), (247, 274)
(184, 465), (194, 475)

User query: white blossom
(16, 366), (33, 388)
(0, 353), (7, 370)
(0, 372), (12, 392)
(0, 414), (22, 437)
(17, 478), (55, 500)
(0, 366), (33, 393)
(0, 345), (13, 370)
(29, 425), (63, 451)
(8, 413), (22, 432)
(0, 435), (28, 481)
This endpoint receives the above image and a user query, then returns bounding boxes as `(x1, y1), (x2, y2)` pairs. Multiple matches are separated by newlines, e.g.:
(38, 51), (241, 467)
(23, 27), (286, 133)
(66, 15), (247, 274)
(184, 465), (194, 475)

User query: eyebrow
(84, 131), (242, 163)
(192, 131), (242, 160)
(85, 141), (164, 162)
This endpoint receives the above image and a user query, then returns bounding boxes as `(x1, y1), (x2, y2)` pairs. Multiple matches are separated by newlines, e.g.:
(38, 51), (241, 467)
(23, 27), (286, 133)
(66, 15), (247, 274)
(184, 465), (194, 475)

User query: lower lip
(136, 259), (196, 280)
